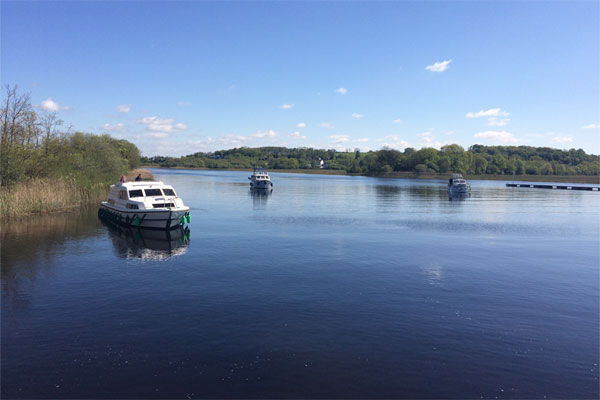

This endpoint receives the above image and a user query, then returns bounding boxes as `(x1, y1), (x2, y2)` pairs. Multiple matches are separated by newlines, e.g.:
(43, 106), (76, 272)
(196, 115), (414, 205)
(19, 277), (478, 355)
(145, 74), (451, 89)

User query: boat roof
(253, 167), (269, 173)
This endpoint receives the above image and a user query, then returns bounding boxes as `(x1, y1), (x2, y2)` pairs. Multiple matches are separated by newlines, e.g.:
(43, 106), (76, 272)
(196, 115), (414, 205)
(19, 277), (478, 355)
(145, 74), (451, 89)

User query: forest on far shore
(142, 144), (600, 177)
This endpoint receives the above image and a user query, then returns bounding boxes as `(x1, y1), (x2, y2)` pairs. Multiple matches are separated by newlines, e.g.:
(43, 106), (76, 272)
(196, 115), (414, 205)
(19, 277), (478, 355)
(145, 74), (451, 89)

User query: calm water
(2, 169), (599, 399)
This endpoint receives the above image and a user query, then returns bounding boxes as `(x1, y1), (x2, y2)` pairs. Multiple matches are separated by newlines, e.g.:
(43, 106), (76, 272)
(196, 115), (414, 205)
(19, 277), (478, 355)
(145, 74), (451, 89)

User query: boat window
(118, 190), (127, 200)
(152, 203), (175, 208)
(144, 189), (162, 196)
(163, 188), (175, 196)
(129, 189), (143, 198)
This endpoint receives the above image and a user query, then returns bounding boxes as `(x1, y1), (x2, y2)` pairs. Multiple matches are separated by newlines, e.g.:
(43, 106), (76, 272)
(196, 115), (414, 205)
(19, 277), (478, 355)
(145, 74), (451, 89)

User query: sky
(2, 0), (599, 156)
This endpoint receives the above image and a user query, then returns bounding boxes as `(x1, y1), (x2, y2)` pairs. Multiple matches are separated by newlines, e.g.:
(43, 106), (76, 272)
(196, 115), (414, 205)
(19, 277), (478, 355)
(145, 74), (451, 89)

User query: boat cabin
(449, 173), (466, 186)
(105, 181), (184, 211)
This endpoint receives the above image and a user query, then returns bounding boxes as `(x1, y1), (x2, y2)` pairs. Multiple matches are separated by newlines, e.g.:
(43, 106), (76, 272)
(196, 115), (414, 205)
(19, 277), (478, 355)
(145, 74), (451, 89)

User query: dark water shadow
(1, 207), (104, 310)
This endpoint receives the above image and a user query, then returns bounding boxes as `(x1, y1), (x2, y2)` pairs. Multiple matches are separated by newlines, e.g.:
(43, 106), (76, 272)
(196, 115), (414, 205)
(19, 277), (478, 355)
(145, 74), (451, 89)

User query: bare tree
(0, 85), (33, 186)
(39, 111), (63, 154)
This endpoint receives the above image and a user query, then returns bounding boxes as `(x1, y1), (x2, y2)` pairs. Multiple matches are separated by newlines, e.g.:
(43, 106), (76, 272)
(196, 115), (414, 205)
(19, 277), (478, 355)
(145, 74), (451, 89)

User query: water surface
(2, 169), (598, 398)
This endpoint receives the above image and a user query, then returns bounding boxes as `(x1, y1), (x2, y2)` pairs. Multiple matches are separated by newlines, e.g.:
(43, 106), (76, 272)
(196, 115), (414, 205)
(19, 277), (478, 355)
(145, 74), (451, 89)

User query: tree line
(143, 144), (600, 176)
(1, 85), (141, 190)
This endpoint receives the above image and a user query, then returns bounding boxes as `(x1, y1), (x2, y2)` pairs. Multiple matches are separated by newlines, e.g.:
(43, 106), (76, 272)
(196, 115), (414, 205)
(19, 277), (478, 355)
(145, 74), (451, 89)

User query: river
(2, 169), (598, 398)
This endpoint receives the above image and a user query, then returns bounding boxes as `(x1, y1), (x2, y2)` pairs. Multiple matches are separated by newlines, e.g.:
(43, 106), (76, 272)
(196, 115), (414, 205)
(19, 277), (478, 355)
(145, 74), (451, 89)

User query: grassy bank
(144, 166), (598, 184)
(126, 168), (154, 181)
(0, 169), (153, 220)
(0, 178), (106, 219)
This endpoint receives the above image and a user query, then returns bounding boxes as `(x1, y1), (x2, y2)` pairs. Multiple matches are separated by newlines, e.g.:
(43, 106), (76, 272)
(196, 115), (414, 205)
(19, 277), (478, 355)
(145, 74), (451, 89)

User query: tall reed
(0, 178), (108, 219)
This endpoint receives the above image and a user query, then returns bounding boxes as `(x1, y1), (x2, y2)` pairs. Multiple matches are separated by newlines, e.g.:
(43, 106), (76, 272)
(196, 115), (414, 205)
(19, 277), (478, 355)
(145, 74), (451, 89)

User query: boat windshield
(144, 188), (162, 197)
(129, 189), (143, 198)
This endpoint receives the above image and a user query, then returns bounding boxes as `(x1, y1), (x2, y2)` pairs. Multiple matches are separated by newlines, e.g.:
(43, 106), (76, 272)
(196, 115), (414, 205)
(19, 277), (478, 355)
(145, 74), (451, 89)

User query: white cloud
(416, 130), (450, 149)
(116, 104), (131, 113)
(204, 135), (248, 148)
(145, 132), (170, 139)
(39, 98), (61, 112)
(474, 130), (519, 143)
(582, 123), (598, 129)
(466, 108), (509, 118)
(329, 135), (349, 143)
(319, 122), (334, 129)
(290, 131), (307, 139)
(328, 135), (351, 151)
(488, 117), (511, 127)
(354, 138), (369, 143)
(177, 101), (192, 107)
(393, 118), (402, 124)
(280, 103), (294, 109)
(552, 136), (573, 144)
(296, 122), (306, 128)
(418, 130), (435, 144)
(101, 123), (125, 131)
(379, 135), (410, 150)
(252, 130), (277, 138)
(137, 116), (188, 133)
(425, 59), (452, 72)
(352, 113), (365, 119)
(335, 87), (348, 95)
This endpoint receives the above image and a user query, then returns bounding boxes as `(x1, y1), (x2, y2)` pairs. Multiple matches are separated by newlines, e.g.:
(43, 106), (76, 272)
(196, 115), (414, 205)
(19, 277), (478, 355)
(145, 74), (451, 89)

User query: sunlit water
(2, 169), (599, 399)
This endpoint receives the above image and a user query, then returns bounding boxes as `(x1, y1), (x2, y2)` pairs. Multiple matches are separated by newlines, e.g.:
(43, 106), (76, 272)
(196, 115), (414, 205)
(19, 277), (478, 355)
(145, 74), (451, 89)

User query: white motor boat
(248, 167), (273, 190)
(448, 173), (471, 193)
(98, 181), (190, 230)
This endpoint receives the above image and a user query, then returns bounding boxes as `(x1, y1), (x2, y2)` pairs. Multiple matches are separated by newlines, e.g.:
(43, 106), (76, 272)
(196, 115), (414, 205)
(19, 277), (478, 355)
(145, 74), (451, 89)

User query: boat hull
(98, 203), (189, 230)
(448, 185), (470, 193)
(250, 180), (273, 190)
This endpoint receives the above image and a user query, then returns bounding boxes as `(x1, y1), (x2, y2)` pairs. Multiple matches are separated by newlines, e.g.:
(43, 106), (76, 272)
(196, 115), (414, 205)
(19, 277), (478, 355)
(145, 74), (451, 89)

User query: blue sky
(2, 1), (599, 156)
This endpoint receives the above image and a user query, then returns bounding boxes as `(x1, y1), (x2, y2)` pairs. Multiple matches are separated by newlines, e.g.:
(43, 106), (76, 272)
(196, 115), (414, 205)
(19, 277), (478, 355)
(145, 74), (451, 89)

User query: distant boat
(98, 181), (190, 230)
(448, 173), (471, 193)
(248, 167), (273, 190)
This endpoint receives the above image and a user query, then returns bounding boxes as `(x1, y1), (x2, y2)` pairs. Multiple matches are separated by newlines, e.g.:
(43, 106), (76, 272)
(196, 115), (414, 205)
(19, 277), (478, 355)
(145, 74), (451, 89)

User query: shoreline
(3, 167), (597, 220)
(0, 169), (154, 220)
(143, 166), (599, 184)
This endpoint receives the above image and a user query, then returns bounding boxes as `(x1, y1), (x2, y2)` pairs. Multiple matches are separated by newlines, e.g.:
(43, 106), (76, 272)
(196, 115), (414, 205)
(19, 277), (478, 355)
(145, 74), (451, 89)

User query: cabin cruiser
(98, 181), (190, 230)
(448, 173), (471, 193)
(248, 167), (273, 190)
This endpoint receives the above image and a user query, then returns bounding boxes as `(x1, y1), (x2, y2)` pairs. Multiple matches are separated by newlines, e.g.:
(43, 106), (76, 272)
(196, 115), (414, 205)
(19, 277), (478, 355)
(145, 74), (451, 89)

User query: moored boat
(448, 173), (471, 193)
(98, 181), (190, 230)
(248, 167), (273, 190)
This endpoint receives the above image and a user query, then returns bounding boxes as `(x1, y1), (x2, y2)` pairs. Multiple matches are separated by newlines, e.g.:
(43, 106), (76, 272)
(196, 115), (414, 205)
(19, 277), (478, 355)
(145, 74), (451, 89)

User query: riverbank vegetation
(0, 85), (141, 219)
(143, 144), (600, 179)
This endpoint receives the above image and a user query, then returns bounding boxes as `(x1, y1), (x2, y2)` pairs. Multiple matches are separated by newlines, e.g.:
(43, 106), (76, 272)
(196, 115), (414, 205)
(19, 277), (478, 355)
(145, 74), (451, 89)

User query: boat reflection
(249, 187), (272, 208)
(448, 191), (470, 201)
(103, 221), (190, 261)
(250, 187), (273, 195)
